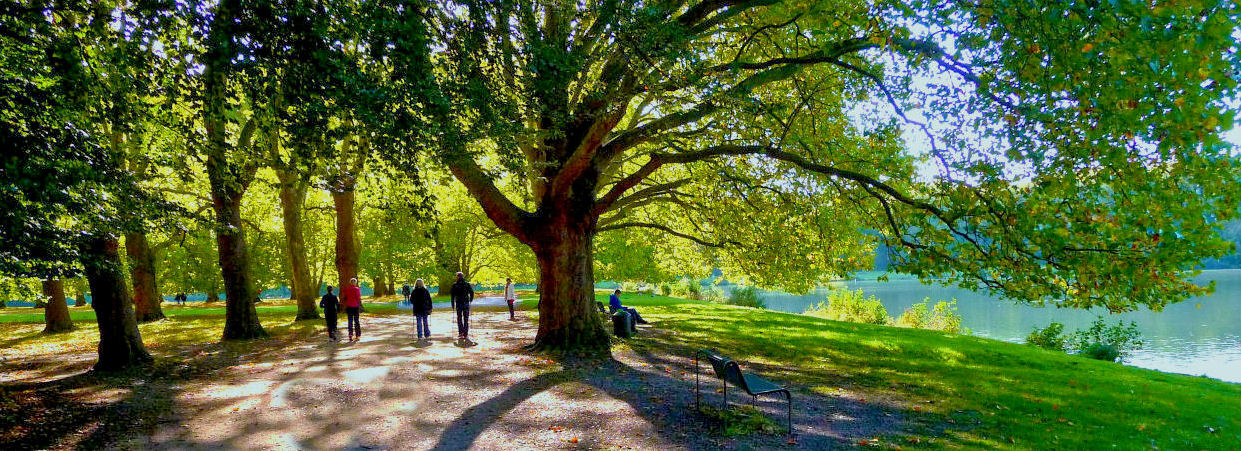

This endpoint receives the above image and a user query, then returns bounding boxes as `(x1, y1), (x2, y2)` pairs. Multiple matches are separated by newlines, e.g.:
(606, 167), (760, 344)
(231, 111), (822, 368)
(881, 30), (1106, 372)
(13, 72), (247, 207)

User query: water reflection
(753, 269), (1241, 383)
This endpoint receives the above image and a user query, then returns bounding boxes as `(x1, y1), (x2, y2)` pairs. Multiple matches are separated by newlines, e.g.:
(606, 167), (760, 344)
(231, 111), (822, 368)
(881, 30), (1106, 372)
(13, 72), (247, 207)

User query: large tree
(1, 0), (153, 369)
(376, 1), (1240, 352)
(196, 0), (268, 339)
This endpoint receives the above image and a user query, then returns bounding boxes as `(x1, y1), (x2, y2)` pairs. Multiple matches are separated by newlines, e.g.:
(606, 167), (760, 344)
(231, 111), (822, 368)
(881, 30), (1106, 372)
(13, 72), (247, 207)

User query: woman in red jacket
(343, 278), (363, 341)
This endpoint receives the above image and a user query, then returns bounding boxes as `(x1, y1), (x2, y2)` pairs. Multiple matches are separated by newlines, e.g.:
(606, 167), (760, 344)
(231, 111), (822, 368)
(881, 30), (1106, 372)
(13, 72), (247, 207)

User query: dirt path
(4, 310), (903, 450)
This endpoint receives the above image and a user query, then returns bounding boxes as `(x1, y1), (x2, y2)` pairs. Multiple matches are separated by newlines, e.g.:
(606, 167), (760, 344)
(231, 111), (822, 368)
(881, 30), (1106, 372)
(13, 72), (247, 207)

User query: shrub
(804, 289), (889, 325)
(895, 299), (963, 333)
(1079, 342), (1121, 362)
(1025, 322), (1068, 351)
(726, 286), (766, 309)
(670, 277), (702, 300)
(701, 285), (725, 302)
(659, 283), (671, 296)
(1070, 316), (1144, 362)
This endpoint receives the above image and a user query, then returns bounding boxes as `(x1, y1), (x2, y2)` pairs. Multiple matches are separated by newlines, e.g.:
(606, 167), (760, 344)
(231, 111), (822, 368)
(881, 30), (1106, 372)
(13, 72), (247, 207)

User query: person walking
(411, 279), (433, 341)
(450, 272), (474, 341)
(504, 278), (517, 321)
(343, 278), (363, 341)
(401, 284), (411, 306)
(320, 286), (342, 341)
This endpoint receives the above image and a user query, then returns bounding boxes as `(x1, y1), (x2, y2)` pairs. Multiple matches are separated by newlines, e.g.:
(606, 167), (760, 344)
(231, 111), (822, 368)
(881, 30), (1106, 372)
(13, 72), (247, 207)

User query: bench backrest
(701, 350), (746, 386)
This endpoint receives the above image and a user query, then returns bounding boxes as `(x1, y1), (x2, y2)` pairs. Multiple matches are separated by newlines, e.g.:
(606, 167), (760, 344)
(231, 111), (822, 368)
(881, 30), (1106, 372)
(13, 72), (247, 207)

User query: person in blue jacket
(609, 289), (648, 324)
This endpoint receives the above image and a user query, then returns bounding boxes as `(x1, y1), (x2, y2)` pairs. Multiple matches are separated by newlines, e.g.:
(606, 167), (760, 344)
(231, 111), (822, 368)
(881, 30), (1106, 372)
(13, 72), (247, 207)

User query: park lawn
(620, 299), (1241, 450)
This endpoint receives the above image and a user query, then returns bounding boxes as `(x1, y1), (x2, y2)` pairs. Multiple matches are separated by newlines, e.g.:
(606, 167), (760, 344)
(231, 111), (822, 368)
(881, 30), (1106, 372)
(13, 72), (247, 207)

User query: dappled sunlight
(3, 300), (1237, 449)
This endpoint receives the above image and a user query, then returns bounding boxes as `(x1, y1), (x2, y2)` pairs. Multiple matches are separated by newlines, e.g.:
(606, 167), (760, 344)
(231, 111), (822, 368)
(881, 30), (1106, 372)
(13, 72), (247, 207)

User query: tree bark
(333, 189), (359, 293)
(41, 279), (74, 333)
(72, 277), (87, 307)
(529, 228), (610, 353)
(80, 234), (151, 371)
(207, 290), (220, 304)
(125, 231), (166, 322)
(277, 171), (317, 320)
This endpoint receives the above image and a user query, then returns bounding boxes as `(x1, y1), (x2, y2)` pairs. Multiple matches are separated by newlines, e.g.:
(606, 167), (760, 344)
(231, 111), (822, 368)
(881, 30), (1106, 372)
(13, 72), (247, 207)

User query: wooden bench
(694, 349), (793, 434)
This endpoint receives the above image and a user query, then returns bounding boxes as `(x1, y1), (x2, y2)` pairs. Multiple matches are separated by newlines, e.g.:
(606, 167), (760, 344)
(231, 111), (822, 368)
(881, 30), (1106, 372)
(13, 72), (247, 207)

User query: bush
(702, 285), (726, 302)
(895, 299), (963, 333)
(1070, 316), (1143, 362)
(1079, 342), (1121, 362)
(1026, 322), (1068, 351)
(659, 283), (671, 296)
(726, 286), (766, 309)
(670, 277), (702, 300)
(804, 289), (889, 325)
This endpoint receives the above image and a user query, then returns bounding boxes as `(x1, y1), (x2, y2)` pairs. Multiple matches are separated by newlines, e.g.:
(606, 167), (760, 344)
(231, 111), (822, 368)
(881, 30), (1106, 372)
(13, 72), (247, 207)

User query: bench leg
(781, 389), (792, 436)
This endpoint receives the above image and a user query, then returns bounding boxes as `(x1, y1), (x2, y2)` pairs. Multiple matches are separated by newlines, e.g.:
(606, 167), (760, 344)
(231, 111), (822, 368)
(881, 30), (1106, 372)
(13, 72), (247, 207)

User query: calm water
(753, 269), (1241, 383)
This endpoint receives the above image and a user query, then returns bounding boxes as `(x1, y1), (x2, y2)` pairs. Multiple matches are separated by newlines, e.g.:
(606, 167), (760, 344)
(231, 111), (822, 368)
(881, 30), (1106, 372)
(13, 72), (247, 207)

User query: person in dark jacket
(320, 286), (342, 341)
(411, 279), (433, 341)
(450, 272), (474, 341)
(401, 284), (411, 305)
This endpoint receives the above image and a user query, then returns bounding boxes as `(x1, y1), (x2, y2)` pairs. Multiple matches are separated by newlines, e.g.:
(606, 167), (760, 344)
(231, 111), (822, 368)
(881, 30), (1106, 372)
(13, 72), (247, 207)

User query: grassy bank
(601, 294), (1240, 449)
(2, 293), (1237, 449)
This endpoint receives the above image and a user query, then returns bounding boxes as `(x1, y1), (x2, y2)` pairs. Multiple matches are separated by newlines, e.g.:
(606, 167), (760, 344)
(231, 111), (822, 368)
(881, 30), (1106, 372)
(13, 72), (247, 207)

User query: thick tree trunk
(333, 189), (359, 292)
(213, 191), (267, 340)
(80, 234), (151, 371)
(529, 229), (610, 353)
(73, 277), (87, 307)
(278, 172), (317, 320)
(41, 279), (74, 333)
(125, 231), (166, 322)
(372, 273), (386, 298)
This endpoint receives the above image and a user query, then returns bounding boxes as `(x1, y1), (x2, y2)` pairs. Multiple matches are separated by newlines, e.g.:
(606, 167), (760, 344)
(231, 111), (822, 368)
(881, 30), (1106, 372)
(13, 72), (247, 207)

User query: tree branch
(598, 222), (738, 248)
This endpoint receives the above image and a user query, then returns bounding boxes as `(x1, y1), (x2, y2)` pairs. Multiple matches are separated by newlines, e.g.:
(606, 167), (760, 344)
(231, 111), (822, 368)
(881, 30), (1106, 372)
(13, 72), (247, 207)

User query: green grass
(623, 300), (1241, 449)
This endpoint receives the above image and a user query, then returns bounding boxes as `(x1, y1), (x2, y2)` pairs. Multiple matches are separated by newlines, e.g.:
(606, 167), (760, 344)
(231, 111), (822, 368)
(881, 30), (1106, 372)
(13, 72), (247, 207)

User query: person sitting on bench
(609, 289), (648, 324)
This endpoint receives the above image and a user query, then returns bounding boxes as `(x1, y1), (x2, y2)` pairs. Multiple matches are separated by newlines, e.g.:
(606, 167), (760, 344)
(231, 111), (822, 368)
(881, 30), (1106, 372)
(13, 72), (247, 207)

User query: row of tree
(3, 1), (1238, 366)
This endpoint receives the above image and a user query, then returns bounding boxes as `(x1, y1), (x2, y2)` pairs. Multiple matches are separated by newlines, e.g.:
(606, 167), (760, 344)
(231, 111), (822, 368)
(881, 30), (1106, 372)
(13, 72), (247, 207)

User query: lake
(750, 269), (1241, 383)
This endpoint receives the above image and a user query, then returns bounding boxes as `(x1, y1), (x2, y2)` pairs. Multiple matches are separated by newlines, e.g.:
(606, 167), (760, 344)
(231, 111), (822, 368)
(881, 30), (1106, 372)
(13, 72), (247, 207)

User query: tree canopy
(3, 0), (1238, 356)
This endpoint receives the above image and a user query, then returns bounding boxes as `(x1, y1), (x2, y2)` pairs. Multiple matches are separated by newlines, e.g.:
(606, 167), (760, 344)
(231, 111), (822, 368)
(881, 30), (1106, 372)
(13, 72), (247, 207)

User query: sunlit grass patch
(635, 300), (1241, 450)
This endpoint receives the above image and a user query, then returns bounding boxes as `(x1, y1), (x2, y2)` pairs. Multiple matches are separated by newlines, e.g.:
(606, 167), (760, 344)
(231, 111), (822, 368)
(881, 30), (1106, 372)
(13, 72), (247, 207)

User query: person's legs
(507, 299), (515, 319)
(326, 314), (337, 340)
(625, 307), (647, 324)
(455, 307), (466, 338)
(418, 315), (430, 338)
(346, 307), (360, 339)
(463, 302), (471, 338)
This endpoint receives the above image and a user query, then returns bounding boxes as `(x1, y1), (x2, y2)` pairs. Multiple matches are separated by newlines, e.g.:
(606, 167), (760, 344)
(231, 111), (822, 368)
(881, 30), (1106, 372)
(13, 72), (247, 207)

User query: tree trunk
(372, 273), (386, 298)
(125, 231), (166, 322)
(529, 229), (610, 353)
(41, 279), (74, 333)
(333, 189), (359, 292)
(207, 290), (219, 303)
(80, 234), (151, 371)
(278, 171), (317, 320)
(213, 190), (267, 339)
(73, 277), (87, 307)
